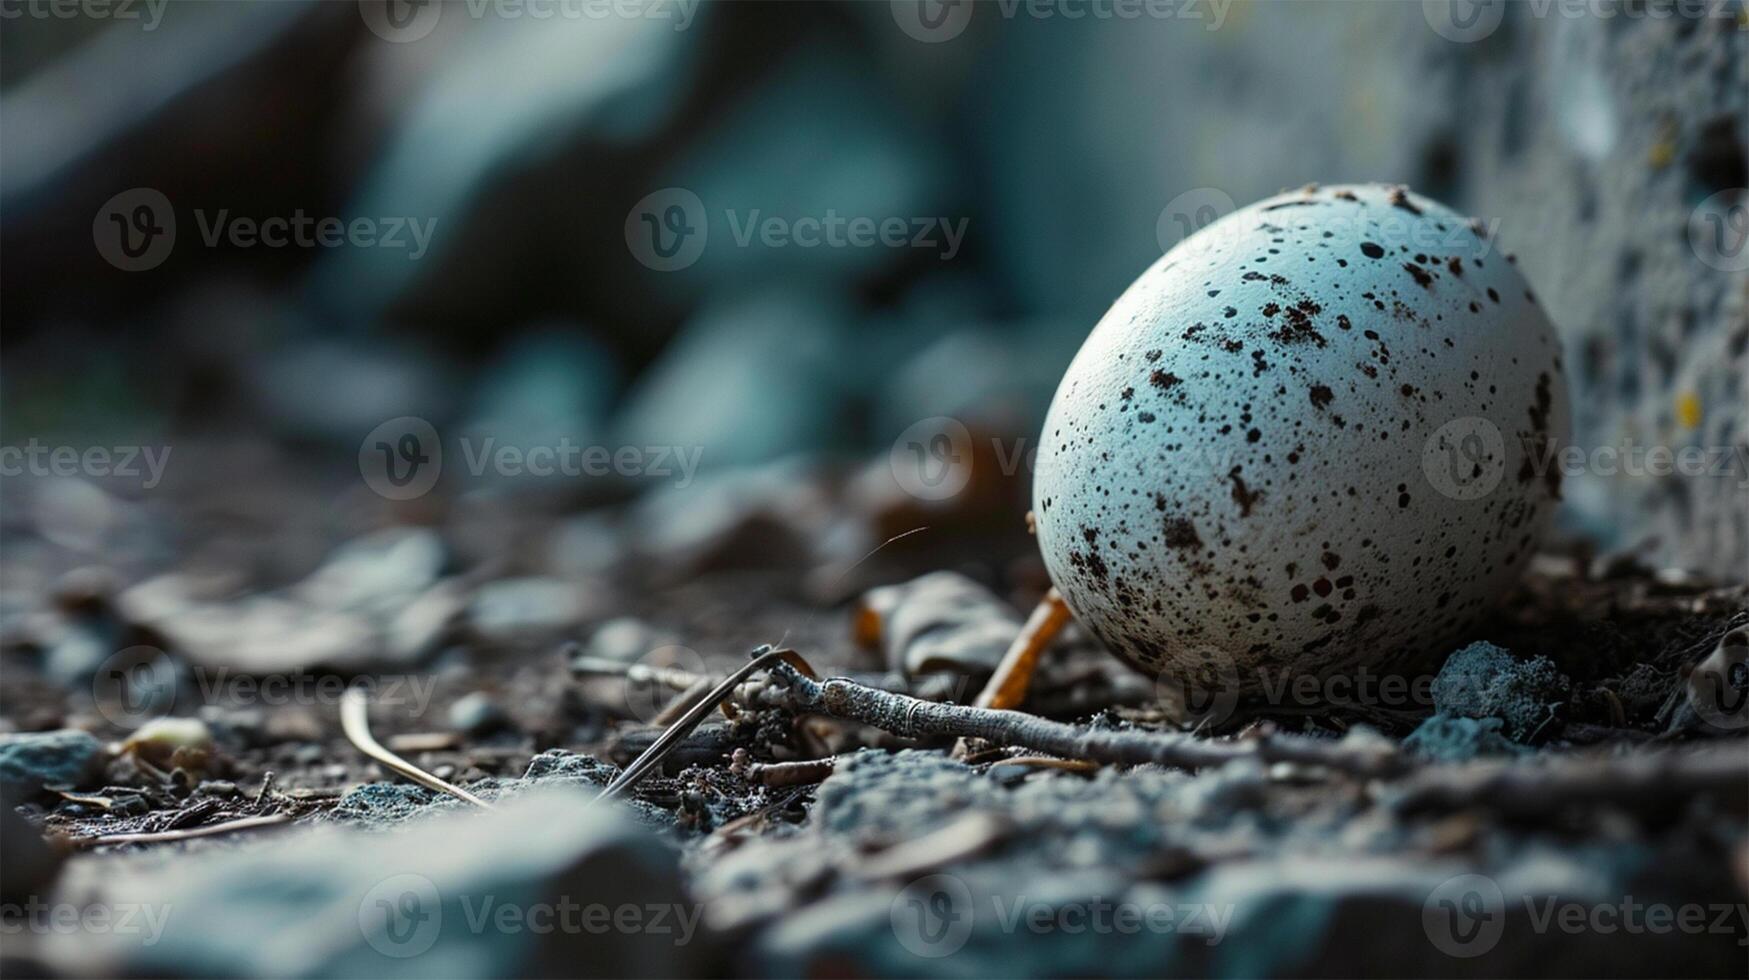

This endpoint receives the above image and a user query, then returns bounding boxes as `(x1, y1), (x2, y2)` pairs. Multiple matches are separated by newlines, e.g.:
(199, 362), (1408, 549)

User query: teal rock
(1403, 713), (1529, 762)
(0, 730), (106, 799)
(64, 787), (715, 979)
(1430, 642), (1571, 740)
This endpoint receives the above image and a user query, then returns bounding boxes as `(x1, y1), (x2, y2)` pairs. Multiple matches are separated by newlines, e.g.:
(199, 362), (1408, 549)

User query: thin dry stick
(742, 757), (839, 787)
(570, 656), (708, 691)
(954, 589), (1073, 758)
(340, 686), (493, 809)
(592, 646), (818, 805)
(762, 663), (1407, 778)
(71, 812), (292, 849)
(986, 756), (1101, 773)
(758, 665), (1749, 811)
(1391, 741), (1749, 817)
(975, 588), (1072, 710)
(650, 676), (718, 727)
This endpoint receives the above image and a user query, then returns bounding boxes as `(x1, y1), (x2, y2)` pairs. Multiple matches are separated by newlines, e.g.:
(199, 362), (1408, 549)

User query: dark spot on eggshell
(1227, 467), (1262, 517)
(1162, 518), (1203, 551)
(1308, 384), (1334, 409)
(1149, 370), (1182, 391)
(1403, 263), (1434, 289)
(1359, 241), (1385, 259)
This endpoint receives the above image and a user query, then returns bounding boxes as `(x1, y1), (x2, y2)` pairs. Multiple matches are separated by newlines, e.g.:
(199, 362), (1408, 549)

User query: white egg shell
(1033, 184), (1569, 684)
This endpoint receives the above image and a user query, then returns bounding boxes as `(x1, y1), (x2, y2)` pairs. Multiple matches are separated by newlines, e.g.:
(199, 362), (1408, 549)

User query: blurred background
(1, 6), (1745, 977)
(1, 0), (1744, 598)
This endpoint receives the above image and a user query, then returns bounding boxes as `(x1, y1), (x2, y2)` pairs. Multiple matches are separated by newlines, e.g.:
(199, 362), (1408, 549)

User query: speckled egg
(1033, 184), (1569, 686)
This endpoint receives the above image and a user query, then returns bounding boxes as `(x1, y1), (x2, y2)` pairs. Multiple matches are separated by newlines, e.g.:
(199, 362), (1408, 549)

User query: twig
(954, 588), (1072, 757)
(760, 664), (1407, 778)
(974, 589), (1072, 710)
(340, 686), (493, 809)
(592, 646), (819, 806)
(570, 656), (708, 691)
(741, 757), (838, 788)
(754, 667), (1749, 817)
(70, 812), (292, 849)
(1391, 741), (1749, 818)
(651, 676), (718, 727)
(985, 756), (1100, 773)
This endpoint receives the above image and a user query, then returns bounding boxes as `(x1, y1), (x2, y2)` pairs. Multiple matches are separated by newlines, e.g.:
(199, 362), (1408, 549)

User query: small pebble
(448, 692), (509, 736)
